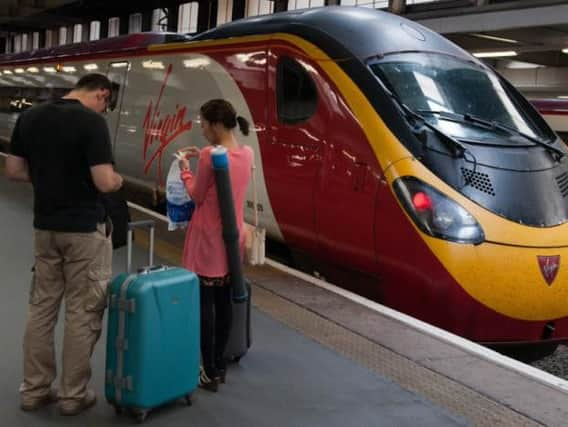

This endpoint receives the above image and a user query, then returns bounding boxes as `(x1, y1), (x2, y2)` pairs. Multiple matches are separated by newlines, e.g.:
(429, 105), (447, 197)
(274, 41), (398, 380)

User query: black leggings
(200, 284), (232, 377)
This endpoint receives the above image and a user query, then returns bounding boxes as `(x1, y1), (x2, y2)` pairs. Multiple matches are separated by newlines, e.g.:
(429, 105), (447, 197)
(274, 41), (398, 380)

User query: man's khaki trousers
(20, 223), (112, 405)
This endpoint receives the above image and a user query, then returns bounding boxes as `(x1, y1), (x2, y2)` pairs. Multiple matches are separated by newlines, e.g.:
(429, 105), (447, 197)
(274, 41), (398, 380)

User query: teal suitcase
(105, 220), (200, 423)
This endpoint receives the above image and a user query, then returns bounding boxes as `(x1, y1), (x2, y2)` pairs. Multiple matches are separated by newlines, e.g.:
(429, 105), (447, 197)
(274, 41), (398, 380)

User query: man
(5, 73), (123, 416)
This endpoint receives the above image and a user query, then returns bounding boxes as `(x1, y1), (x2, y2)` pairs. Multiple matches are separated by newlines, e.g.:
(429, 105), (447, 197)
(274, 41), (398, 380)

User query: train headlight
(393, 177), (485, 244)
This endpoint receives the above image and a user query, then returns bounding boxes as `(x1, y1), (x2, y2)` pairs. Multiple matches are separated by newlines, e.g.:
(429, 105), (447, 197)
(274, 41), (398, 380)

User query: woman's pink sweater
(180, 144), (253, 277)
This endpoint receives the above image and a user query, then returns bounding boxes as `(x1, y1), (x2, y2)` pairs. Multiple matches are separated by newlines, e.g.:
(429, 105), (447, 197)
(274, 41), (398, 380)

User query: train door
(105, 61), (129, 148)
(265, 46), (324, 254)
(311, 67), (379, 276)
(314, 96), (379, 275)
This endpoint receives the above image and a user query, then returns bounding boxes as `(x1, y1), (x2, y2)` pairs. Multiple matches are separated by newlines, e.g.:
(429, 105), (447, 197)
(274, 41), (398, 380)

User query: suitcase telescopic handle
(126, 220), (155, 273)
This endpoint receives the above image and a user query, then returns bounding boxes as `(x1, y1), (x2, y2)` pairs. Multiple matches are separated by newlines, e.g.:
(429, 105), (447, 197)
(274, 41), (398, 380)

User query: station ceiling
(0, 0), (181, 33)
(410, 0), (568, 68)
(445, 25), (568, 68)
(0, 0), (567, 69)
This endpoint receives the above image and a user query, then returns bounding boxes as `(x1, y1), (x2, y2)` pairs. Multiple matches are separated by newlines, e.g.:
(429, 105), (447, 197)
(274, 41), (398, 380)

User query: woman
(178, 99), (253, 392)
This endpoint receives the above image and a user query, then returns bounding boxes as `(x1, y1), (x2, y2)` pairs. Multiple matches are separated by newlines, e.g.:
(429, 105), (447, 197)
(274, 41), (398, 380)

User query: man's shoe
(58, 389), (97, 416)
(199, 367), (219, 392)
(20, 389), (57, 412)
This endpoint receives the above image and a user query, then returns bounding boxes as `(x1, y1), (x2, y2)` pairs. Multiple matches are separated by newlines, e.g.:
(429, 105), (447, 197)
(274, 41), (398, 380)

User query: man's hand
(5, 155), (31, 182)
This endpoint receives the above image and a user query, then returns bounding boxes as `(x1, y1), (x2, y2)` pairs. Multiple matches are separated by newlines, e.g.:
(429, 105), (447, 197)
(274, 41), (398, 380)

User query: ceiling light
(14, 68), (25, 73)
(111, 62), (129, 68)
(563, 48), (568, 54)
(142, 60), (164, 69)
(62, 66), (76, 73)
(27, 67), (39, 73)
(83, 63), (98, 71)
(473, 51), (517, 58)
(43, 66), (56, 73)
(3, 70), (13, 74)
(505, 60), (545, 69)
(558, 96), (568, 99)
(471, 33), (519, 44)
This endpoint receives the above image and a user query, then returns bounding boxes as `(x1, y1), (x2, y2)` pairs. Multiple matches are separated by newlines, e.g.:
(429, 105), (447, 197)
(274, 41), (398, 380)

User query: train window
(370, 53), (550, 141)
(0, 85), (69, 113)
(276, 56), (317, 124)
(107, 81), (121, 112)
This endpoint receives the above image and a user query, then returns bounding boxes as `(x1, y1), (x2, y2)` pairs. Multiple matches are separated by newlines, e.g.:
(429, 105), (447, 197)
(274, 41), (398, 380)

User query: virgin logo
(142, 63), (192, 182)
(537, 255), (560, 286)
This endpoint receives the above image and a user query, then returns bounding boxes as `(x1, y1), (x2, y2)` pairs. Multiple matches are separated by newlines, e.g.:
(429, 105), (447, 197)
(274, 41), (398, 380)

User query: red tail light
(412, 192), (432, 212)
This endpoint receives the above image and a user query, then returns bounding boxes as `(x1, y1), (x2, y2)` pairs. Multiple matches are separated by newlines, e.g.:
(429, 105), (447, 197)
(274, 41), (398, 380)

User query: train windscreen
(369, 53), (550, 142)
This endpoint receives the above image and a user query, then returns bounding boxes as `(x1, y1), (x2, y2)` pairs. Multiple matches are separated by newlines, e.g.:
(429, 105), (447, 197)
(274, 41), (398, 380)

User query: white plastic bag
(244, 223), (266, 266)
(244, 163), (266, 266)
(166, 159), (195, 231)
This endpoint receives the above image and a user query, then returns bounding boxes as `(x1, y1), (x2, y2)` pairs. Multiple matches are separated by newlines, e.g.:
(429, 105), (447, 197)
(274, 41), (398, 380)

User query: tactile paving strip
(251, 283), (542, 427)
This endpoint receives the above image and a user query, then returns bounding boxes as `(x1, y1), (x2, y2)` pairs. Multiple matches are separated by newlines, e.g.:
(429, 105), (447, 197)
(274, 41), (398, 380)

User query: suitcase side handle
(126, 220), (155, 273)
(138, 265), (168, 275)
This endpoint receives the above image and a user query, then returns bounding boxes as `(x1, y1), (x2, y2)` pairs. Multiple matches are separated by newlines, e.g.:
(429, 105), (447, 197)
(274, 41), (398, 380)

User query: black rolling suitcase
(223, 280), (252, 362)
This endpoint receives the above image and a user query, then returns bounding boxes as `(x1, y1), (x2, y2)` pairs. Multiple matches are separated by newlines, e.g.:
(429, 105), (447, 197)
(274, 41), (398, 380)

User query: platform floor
(1, 175), (567, 426)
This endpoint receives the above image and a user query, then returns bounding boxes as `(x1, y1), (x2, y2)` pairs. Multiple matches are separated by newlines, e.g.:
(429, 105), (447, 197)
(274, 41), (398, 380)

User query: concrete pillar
(233, 0), (246, 20)
(119, 14), (129, 35)
(197, 1), (218, 33)
(142, 10), (153, 32)
(38, 31), (45, 49)
(100, 18), (108, 39)
(82, 23), (89, 41)
(274, 0), (287, 13)
(389, 0), (406, 15)
(167, 7), (179, 32)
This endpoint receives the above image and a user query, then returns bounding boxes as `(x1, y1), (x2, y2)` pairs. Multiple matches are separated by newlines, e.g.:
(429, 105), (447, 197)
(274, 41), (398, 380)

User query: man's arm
(5, 155), (31, 182)
(90, 164), (123, 193)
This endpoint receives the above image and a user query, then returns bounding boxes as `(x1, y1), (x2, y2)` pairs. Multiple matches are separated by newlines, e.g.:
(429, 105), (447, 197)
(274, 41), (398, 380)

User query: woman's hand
(179, 158), (190, 171)
(178, 146), (201, 158)
(176, 146), (200, 171)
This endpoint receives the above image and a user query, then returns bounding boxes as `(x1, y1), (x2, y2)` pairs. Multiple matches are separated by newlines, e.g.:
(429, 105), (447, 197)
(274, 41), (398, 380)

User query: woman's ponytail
(236, 116), (250, 136)
(200, 99), (251, 136)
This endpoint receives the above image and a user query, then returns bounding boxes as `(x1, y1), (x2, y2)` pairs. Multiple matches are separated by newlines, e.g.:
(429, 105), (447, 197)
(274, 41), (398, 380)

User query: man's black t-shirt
(10, 98), (113, 232)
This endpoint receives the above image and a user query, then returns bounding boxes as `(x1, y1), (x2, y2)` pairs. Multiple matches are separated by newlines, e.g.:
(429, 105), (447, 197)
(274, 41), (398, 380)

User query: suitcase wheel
(185, 393), (193, 406)
(134, 409), (149, 424)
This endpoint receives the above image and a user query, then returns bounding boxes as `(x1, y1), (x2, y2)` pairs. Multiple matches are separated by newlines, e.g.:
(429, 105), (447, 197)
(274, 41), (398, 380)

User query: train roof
(192, 6), (472, 62)
(0, 7), (473, 67)
(530, 99), (568, 114)
(0, 32), (190, 66)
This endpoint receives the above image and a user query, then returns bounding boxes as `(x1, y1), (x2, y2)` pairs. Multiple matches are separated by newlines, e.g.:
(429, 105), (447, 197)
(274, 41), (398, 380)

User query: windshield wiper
(417, 110), (565, 160)
(396, 104), (467, 158)
(372, 79), (467, 158)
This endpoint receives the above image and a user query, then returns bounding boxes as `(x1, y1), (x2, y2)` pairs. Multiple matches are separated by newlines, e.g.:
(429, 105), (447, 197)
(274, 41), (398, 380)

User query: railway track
(531, 345), (568, 379)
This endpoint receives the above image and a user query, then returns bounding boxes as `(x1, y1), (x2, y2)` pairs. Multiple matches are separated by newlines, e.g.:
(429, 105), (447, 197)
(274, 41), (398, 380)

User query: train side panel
(111, 49), (283, 240)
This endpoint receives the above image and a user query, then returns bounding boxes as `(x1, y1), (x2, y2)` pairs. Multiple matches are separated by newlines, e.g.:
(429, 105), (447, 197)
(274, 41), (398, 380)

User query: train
(530, 99), (568, 143)
(1, 7), (568, 358)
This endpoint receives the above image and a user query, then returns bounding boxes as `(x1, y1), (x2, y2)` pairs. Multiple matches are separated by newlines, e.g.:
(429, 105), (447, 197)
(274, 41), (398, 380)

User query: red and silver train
(2, 7), (568, 356)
